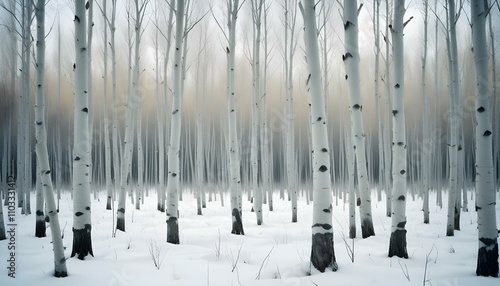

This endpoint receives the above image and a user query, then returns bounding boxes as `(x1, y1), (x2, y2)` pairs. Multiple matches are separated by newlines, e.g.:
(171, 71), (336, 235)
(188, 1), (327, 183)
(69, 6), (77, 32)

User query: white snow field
(1, 189), (499, 286)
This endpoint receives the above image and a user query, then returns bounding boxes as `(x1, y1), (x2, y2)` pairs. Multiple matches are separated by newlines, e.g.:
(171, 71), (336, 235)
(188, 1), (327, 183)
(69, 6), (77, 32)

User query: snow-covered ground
(1, 189), (499, 286)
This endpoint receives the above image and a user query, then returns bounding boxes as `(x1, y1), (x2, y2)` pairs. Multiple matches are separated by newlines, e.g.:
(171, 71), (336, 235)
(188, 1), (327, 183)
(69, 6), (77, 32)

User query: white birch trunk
(227, 0), (244, 235)
(166, 0), (185, 244)
(102, 0), (113, 211)
(283, 0), (298, 222)
(373, 0), (384, 202)
(343, 0), (375, 239)
(299, 0), (337, 273)
(35, 161), (45, 237)
(421, 0), (430, 224)
(34, 0), (68, 275)
(109, 0), (119, 208)
(71, 0), (94, 260)
(384, 0), (392, 218)
(471, 0), (499, 277)
(388, 0), (408, 259)
(251, 0), (264, 226)
(446, 0), (461, 236)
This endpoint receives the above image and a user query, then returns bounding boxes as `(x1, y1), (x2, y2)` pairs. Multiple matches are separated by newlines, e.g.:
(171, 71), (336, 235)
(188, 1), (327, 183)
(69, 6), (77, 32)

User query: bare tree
(387, 0), (409, 259)
(34, 0), (68, 276)
(166, 0), (186, 244)
(299, 0), (337, 273)
(471, 0), (499, 277)
(343, 0), (375, 239)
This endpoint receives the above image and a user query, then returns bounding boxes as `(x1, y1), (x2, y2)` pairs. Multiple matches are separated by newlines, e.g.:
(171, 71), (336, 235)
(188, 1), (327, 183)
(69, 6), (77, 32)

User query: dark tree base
(388, 229), (408, 258)
(349, 225), (356, 239)
(231, 208), (244, 235)
(35, 219), (46, 238)
(116, 217), (125, 232)
(54, 269), (68, 278)
(106, 198), (112, 210)
(476, 242), (499, 277)
(71, 224), (94, 260)
(454, 205), (460, 231)
(197, 208), (202, 215)
(292, 212), (297, 223)
(311, 232), (337, 272)
(361, 218), (375, 239)
(167, 217), (180, 244)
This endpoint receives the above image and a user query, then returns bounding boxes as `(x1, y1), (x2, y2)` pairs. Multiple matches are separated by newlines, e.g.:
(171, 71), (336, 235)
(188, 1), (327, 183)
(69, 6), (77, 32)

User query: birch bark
(300, 0), (337, 273)
(166, 0), (185, 244)
(71, 0), (94, 259)
(388, 0), (408, 259)
(343, 0), (375, 238)
(471, 0), (498, 277)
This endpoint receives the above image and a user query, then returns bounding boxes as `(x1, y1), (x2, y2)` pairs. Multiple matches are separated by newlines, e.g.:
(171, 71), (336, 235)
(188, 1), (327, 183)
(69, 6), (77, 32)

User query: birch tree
(299, 0), (337, 273)
(222, 0), (245, 235)
(281, 0), (298, 223)
(446, 0), (462, 237)
(71, 0), (94, 259)
(421, 0), (430, 224)
(471, 0), (499, 277)
(250, 0), (264, 226)
(388, 0), (409, 259)
(34, 0), (68, 276)
(343, 0), (375, 239)
(166, 0), (185, 244)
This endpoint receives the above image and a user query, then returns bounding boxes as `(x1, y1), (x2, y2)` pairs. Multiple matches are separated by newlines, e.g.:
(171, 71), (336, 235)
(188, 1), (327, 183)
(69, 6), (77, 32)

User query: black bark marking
(397, 142), (404, 146)
(477, 106), (485, 113)
(353, 104), (361, 110)
(342, 52), (353, 61)
(344, 21), (353, 30)
(172, 109), (179, 115)
(85, 1), (90, 9)
(345, 75), (348, 80)
(172, 173), (177, 177)
(458, 145), (462, 151)
(319, 165), (328, 172)
(321, 148), (328, 153)
(395, 83), (400, 88)
(36, 121), (42, 125)
(73, 63), (76, 70)
(74, 15), (80, 22)
(400, 170), (406, 175)
(306, 74), (311, 85)
(75, 212), (84, 216)
(117, 208), (125, 214)
(36, 210), (44, 216)
(357, 197), (361, 206)
(82, 107), (88, 113)
(45, 170), (51, 174)
(397, 220), (407, 228)
(312, 223), (332, 230)
(316, 117), (322, 122)
(479, 237), (497, 247)
(85, 206), (90, 211)
(392, 110), (398, 116)
(323, 208), (331, 213)
(483, 130), (492, 136)
(398, 195), (405, 201)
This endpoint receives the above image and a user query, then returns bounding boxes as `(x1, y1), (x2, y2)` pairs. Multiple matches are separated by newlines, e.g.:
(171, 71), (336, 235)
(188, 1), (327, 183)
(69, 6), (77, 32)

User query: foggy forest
(0, 0), (499, 285)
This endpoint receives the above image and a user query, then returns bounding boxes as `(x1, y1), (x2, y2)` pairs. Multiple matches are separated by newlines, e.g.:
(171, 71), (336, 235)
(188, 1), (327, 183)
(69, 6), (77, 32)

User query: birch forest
(0, 0), (499, 285)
